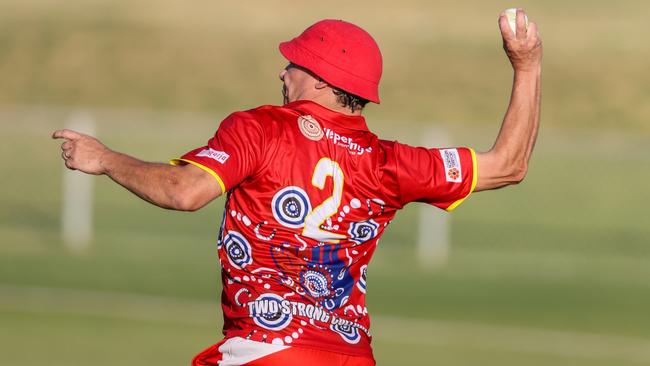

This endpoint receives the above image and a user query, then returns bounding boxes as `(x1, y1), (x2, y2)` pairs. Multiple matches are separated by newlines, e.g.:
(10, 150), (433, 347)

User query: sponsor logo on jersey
(440, 148), (462, 183)
(323, 128), (373, 156)
(297, 115), (324, 141)
(196, 148), (230, 164)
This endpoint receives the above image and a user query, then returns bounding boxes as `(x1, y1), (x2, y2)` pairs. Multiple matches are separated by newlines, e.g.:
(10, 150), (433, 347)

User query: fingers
(60, 139), (73, 158)
(499, 9), (536, 42)
(61, 150), (77, 170)
(65, 158), (76, 171)
(59, 138), (75, 168)
(498, 9), (542, 72)
(53, 130), (108, 175)
(527, 21), (540, 44)
(52, 129), (84, 140)
(61, 140), (72, 151)
(498, 12), (514, 39)
(515, 9), (527, 40)
(61, 145), (73, 161)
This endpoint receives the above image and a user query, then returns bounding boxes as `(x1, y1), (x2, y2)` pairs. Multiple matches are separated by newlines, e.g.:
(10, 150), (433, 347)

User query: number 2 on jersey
(303, 158), (346, 242)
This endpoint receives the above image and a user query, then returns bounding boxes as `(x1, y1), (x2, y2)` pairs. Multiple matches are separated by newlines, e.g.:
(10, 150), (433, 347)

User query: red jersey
(172, 100), (476, 358)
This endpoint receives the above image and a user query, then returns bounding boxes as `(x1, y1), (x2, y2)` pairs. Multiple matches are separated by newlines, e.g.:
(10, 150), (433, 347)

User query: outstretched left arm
(52, 129), (222, 211)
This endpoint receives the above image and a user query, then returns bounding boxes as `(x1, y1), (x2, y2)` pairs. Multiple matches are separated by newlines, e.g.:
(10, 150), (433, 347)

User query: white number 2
(302, 158), (346, 242)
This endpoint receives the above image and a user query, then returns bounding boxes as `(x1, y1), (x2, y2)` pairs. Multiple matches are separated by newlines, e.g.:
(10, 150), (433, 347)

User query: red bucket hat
(279, 19), (383, 104)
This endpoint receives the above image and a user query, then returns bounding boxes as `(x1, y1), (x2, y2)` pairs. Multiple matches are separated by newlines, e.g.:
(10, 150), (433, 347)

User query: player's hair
(332, 88), (368, 113)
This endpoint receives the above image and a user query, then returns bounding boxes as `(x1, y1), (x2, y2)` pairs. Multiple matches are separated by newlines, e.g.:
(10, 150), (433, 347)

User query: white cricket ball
(504, 8), (529, 35)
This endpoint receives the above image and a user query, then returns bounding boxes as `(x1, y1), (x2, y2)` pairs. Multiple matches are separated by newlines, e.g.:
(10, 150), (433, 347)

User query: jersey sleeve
(394, 143), (477, 211)
(170, 112), (264, 192)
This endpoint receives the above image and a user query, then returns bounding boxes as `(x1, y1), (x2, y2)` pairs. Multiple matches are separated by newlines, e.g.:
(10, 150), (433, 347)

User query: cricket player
(53, 10), (541, 366)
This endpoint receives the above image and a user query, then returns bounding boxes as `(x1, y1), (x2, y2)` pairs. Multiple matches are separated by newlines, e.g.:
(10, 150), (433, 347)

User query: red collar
(285, 100), (369, 132)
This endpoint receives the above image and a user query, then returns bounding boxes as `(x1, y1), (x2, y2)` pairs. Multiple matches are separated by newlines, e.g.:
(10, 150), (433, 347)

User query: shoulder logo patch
(297, 115), (324, 141)
(440, 148), (462, 183)
(196, 148), (230, 164)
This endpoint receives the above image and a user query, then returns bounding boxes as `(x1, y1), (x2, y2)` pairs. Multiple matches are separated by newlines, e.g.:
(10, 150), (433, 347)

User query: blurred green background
(1, 0), (649, 365)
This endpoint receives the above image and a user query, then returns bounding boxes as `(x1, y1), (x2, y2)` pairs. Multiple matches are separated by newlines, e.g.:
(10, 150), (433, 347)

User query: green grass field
(1, 1), (650, 365)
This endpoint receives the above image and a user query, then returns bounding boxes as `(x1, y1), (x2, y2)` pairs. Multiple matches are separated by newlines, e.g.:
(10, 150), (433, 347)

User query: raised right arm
(475, 9), (543, 192)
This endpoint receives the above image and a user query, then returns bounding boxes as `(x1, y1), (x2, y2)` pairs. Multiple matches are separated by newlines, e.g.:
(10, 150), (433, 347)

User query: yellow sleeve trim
(169, 158), (227, 193)
(445, 148), (478, 212)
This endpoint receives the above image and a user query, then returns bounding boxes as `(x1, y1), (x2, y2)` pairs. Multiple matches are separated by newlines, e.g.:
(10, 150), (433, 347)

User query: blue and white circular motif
(272, 186), (312, 228)
(224, 231), (252, 269)
(301, 269), (331, 298)
(356, 265), (368, 294)
(251, 293), (292, 331)
(330, 322), (361, 344)
(348, 219), (379, 244)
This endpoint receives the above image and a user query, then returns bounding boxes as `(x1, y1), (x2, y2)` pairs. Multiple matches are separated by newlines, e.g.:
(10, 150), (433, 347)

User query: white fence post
(62, 111), (96, 252)
(418, 125), (451, 269)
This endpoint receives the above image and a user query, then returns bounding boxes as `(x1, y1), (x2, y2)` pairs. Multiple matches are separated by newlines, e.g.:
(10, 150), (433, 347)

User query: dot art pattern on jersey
(330, 322), (361, 344)
(226, 188), (388, 348)
(272, 186), (312, 228)
(300, 267), (332, 298)
(348, 219), (379, 244)
(356, 264), (368, 294)
(366, 198), (385, 216)
(234, 288), (252, 306)
(224, 231), (253, 269)
(254, 221), (277, 241)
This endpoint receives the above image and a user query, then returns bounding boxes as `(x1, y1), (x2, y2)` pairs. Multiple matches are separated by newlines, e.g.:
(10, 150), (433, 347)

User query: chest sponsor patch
(440, 148), (462, 183)
(297, 115), (324, 141)
(196, 148), (230, 164)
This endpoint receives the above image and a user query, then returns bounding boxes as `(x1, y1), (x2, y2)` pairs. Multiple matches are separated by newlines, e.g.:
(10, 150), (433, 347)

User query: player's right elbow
(509, 162), (528, 184)
(477, 151), (528, 190)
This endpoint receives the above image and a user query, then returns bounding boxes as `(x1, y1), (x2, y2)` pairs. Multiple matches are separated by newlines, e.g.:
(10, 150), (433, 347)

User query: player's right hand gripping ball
(504, 8), (529, 35)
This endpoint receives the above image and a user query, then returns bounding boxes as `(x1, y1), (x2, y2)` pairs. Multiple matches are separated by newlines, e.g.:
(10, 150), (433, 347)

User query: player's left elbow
(170, 189), (208, 212)
(166, 177), (207, 211)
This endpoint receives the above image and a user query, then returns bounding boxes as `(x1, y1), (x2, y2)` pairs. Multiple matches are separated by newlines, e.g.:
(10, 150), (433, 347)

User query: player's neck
(303, 95), (363, 117)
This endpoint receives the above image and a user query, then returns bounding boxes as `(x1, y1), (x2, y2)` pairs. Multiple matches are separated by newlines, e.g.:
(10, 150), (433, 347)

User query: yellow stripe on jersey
(445, 148), (478, 212)
(170, 158), (227, 193)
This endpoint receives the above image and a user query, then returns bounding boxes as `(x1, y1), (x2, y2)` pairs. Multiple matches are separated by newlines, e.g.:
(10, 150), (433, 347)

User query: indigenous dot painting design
(330, 322), (361, 344)
(272, 186), (312, 228)
(348, 219), (379, 244)
(306, 245), (355, 311)
(356, 264), (368, 294)
(216, 207), (228, 249)
(300, 267), (332, 298)
(174, 101), (479, 356)
(250, 293), (293, 331)
(224, 231), (253, 269)
(297, 115), (324, 141)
